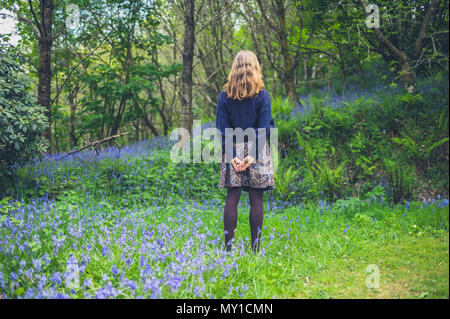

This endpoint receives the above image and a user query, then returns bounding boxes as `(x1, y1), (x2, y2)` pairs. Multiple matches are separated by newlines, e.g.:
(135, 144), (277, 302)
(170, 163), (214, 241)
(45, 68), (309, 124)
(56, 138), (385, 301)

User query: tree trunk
(69, 89), (78, 149)
(180, 0), (195, 135)
(141, 102), (160, 137)
(38, 0), (54, 154)
(110, 30), (134, 136)
(276, 0), (296, 103)
(328, 57), (333, 92)
(156, 96), (170, 136)
(355, 58), (366, 89)
(54, 71), (59, 153)
(197, 46), (221, 115)
(53, 102), (59, 153)
(337, 47), (347, 90)
(401, 60), (417, 93)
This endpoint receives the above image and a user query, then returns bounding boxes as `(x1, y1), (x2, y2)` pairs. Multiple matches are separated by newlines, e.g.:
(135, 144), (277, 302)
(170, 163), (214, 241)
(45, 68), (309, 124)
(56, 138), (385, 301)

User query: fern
(274, 165), (300, 201)
(438, 107), (449, 132)
(296, 131), (317, 166)
(272, 97), (293, 119)
(426, 137), (449, 155)
(392, 128), (449, 171)
(382, 158), (414, 203)
(395, 93), (423, 106)
(311, 160), (347, 201)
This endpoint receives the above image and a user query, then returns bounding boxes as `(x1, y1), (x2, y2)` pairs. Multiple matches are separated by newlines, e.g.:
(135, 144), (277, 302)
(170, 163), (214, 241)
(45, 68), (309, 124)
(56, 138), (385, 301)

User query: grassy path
(291, 234), (449, 298)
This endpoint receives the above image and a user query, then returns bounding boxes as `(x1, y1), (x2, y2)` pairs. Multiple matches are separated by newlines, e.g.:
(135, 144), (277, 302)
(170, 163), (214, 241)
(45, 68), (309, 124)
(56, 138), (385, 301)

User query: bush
(274, 164), (300, 201)
(272, 72), (448, 203)
(381, 158), (416, 204)
(0, 47), (48, 191)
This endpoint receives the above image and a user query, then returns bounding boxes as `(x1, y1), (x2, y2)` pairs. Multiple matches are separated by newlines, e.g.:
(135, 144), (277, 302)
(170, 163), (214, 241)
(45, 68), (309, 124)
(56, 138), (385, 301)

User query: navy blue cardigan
(215, 88), (275, 160)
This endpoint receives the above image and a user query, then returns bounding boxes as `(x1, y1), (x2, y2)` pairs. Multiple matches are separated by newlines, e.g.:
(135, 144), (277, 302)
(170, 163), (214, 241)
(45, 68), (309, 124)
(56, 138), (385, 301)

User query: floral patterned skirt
(219, 141), (275, 192)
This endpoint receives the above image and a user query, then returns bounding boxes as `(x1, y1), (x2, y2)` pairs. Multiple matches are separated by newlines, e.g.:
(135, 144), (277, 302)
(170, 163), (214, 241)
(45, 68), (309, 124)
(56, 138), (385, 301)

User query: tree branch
(28, 0), (42, 36)
(50, 29), (111, 107)
(415, 0), (440, 55)
(256, 0), (278, 32)
(64, 132), (129, 158)
(358, 0), (409, 63)
(0, 11), (41, 39)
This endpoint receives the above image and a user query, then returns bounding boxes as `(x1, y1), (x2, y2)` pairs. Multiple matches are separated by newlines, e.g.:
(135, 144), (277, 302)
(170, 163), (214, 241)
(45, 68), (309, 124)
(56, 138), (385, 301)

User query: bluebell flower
(343, 224), (349, 233)
(126, 279), (137, 290)
(19, 260), (26, 269)
(83, 278), (93, 288)
(50, 272), (62, 285)
(32, 259), (41, 272)
(0, 272), (5, 289)
(111, 265), (120, 276)
(194, 285), (202, 297)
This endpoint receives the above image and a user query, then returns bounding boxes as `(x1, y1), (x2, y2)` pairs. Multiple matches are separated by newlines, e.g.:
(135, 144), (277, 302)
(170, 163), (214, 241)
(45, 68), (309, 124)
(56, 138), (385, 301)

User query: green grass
(224, 199), (449, 298)
(310, 234), (449, 299)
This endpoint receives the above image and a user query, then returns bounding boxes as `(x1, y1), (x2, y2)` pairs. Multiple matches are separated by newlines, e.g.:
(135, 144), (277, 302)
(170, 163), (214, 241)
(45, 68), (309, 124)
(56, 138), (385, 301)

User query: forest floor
(1, 189), (448, 299)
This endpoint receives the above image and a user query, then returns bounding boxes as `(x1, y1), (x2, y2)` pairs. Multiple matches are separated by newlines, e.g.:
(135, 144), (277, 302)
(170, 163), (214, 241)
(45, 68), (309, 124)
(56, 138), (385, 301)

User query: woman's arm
(248, 90), (274, 161)
(216, 92), (236, 161)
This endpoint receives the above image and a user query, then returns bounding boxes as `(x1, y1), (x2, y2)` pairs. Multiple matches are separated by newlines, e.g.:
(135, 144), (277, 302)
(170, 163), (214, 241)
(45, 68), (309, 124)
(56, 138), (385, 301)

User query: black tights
(224, 187), (264, 252)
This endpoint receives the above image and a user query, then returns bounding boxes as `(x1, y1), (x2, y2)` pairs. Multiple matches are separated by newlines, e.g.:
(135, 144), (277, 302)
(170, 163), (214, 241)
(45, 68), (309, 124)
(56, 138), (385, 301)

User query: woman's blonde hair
(223, 50), (264, 100)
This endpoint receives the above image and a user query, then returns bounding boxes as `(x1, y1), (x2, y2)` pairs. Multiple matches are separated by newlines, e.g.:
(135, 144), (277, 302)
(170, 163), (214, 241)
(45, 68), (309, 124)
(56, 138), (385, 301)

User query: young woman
(216, 50), (275, 253)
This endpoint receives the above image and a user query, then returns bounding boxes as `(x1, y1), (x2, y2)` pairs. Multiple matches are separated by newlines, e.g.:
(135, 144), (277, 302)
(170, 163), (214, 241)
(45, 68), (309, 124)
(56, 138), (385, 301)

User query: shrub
(274, 164), (300, 201)
(0, 47), (48, 191)
(381, 158), (415, 203)
(311, 158), (349, 202)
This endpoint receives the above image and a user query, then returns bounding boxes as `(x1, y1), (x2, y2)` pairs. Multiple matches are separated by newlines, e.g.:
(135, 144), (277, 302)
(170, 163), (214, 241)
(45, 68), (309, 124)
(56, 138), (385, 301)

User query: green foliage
(273, 73), (449, 203)
(381, 158), (415, 203)
(0, 196), (23, 225)
(390, 98), (449, 173)
(394, 92), (423, 104)
(295, 131), (319, 166)
(274, 164), (300, 201)
(392, 133), (449, 170)
(276, 116), (300, 157)
(0, 46), (48, 190)
(349, 131), (377, 178)
(311, 158), (348, 202)
(362, 185), (387, 201)
(271, 96), (293, 119)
